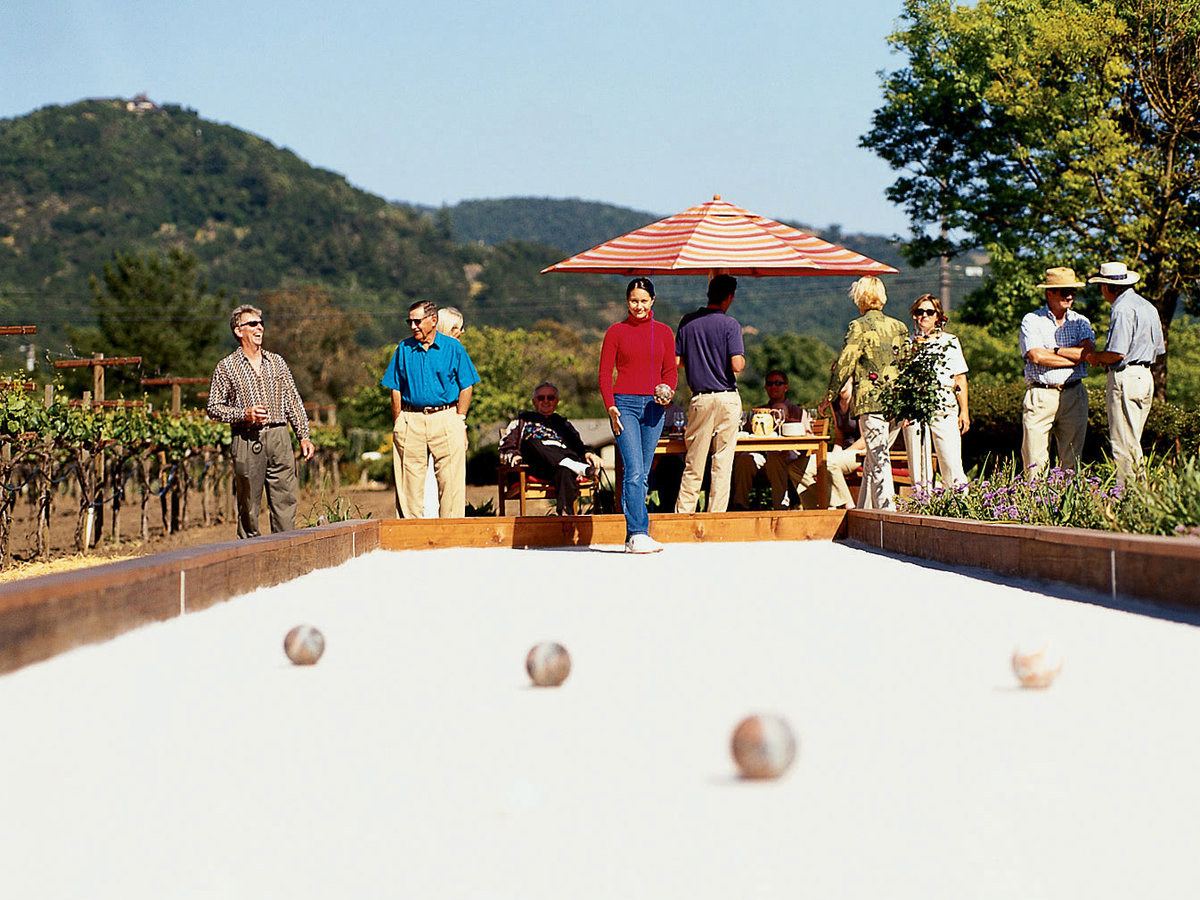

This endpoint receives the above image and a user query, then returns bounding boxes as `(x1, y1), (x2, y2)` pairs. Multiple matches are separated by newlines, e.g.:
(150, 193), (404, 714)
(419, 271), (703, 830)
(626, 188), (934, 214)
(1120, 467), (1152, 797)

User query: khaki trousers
(393, 408), (466, 518)
(732, 451), (816, 510)
(231, 426), (298, 539)
(1021, 382), (1087, 474)
(1107, 367), (1154, 485)
(825, 445), (860, 509)
(675, 391), (742, 513)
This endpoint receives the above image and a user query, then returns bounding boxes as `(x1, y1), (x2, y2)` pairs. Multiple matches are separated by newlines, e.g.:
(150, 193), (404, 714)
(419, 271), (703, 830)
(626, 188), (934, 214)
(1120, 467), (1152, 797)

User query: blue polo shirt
(675, 306), (744, 393)
(380, 335), (480, 406)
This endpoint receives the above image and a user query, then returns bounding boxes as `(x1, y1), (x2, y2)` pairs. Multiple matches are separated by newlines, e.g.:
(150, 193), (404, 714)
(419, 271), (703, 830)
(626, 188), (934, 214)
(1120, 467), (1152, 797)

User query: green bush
(960, 383), (1200, 473)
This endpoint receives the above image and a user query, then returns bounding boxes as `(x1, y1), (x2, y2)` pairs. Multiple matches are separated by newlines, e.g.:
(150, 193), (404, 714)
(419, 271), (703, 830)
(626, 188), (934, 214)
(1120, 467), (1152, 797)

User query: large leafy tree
(862, 0), (1200, 395)
(78, 247), (226, 377)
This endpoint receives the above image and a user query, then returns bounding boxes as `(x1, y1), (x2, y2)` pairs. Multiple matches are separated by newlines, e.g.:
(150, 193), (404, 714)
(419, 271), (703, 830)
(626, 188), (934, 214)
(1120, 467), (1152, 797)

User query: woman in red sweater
(599, 277), (678, 553)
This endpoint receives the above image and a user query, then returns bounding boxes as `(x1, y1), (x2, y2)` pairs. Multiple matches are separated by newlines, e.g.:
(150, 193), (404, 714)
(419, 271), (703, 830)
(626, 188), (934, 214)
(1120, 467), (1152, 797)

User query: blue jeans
(613, 394), (665, 539)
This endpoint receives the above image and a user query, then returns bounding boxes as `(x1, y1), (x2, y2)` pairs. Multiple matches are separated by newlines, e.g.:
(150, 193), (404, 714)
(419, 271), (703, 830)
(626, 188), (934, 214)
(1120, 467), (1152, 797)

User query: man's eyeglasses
(764, 380), (787, 386)
(913, 309), (938, 318)
(407, 315), (432, 326)
(238, 319), (263, 328)
(534, 394), (558, 402)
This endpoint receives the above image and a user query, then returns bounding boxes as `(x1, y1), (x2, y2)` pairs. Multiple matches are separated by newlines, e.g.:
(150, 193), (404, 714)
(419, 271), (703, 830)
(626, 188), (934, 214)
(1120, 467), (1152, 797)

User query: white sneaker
(625, 533), (664, 554)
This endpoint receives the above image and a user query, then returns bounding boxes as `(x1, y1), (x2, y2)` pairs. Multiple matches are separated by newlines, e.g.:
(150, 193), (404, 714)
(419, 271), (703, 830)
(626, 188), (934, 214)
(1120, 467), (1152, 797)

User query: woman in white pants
(901, 294), (970, 489)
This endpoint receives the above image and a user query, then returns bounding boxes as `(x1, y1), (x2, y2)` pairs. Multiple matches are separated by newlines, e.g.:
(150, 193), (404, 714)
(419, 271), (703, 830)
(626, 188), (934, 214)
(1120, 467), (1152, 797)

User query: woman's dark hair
(626, 277), (655, 299)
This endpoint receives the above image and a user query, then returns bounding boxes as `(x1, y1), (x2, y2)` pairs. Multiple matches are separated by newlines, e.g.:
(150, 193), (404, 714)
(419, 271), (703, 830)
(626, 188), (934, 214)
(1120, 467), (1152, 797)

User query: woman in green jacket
(822, 277), (908, 510)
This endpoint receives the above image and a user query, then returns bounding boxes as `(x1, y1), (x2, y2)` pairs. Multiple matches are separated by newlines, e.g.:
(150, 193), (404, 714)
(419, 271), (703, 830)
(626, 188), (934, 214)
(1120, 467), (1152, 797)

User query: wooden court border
(1, 509), (1197, 675)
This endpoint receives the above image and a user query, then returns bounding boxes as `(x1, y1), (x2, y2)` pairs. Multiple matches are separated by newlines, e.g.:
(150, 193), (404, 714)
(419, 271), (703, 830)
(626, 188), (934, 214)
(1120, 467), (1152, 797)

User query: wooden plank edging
(0, 520), (381, 675)
(846, 510), (1200, 609)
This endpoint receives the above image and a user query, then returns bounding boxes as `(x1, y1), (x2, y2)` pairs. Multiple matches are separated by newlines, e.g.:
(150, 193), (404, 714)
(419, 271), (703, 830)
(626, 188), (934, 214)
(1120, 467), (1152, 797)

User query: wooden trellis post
(140, 376), (210, 414)
(53, 354), (142, 549)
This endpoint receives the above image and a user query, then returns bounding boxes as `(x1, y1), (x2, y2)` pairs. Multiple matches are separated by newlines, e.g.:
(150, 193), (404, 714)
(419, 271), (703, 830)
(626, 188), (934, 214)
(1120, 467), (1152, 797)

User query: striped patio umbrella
(541, 195), (898, 278)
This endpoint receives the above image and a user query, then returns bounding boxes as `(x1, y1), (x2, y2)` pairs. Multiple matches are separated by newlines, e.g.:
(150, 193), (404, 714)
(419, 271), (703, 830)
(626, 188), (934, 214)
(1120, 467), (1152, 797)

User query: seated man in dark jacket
(499, 382), (602, 514)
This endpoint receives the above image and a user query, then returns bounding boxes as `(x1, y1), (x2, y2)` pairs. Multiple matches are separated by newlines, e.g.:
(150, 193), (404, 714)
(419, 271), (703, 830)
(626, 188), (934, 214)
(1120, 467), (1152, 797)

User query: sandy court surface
(2, 541), (1199, 899)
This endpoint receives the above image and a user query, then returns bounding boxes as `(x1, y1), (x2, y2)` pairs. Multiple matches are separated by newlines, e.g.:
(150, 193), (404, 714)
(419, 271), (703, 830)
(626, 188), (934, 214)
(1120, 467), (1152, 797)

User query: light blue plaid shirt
(1019, 306), (1094, 386)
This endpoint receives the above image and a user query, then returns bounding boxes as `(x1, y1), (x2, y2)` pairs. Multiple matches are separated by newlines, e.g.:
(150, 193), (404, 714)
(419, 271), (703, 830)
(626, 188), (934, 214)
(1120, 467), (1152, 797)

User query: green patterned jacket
(826, 309), (909, 417)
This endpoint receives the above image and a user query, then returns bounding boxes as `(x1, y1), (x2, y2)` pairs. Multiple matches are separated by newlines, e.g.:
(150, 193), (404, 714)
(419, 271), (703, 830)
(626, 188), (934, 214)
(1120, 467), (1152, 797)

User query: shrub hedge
(961, 383), (1200, 473)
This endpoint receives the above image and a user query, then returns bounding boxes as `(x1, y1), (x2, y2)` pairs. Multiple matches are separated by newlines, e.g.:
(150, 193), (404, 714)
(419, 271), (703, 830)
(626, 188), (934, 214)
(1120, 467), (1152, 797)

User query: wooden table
(615, 431), (830, 510)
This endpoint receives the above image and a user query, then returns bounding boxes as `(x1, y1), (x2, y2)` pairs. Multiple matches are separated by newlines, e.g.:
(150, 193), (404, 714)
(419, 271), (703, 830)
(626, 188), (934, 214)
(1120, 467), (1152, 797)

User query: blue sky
(6, 0), (915, 235)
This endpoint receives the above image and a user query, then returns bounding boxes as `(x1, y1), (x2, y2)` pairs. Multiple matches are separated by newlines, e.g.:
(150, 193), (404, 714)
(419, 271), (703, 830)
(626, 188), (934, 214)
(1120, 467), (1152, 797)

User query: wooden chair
(497, 459), (597, 516)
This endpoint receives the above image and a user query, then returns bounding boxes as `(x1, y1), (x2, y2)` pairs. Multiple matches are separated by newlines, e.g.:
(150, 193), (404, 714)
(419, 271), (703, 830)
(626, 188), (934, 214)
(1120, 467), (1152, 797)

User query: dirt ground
(0, 483), (498, 583)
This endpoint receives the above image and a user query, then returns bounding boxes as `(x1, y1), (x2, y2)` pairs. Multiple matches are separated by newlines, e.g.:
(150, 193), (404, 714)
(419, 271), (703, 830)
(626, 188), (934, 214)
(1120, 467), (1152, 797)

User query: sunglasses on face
(239, 319), (263, 328)
(913, 309), (937, 318)
(534, 394), (558, 402)
(407, 315), (432, 326)
(764, 380), (787, 387)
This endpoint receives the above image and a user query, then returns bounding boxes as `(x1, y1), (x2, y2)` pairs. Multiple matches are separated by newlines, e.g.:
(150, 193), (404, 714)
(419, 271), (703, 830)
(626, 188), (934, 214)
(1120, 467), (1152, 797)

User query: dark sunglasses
(913, 309), (938, 317)
(238, 319), (263, 328)
(534, 394), (558, 402)
(407, 315), (432, 326)
(764, 380), (787, 386)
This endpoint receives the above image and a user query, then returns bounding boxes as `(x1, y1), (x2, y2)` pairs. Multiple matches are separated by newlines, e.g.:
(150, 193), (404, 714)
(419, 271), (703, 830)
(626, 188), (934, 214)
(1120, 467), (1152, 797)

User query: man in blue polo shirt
(674, 274), (746, 513)
(381, 300), (480, 517)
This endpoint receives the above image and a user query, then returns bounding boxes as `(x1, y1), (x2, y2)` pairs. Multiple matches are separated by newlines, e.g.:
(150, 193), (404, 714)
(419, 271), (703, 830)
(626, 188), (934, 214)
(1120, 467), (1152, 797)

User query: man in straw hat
(1018, 267), (1096, 474)
(1084, 262), (1165, 485)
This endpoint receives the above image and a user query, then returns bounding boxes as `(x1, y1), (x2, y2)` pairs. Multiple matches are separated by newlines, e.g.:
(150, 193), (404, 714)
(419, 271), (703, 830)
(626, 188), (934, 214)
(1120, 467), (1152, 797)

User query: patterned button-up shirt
(827, 309), (910, 417)
(1019, 306), (1094, 386)
(207, 348), (311, 440)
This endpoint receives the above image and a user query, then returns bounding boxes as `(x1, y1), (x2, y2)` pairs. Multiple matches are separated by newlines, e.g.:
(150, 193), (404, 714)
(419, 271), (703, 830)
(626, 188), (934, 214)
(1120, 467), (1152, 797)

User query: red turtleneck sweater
(598, 315), (678, 409)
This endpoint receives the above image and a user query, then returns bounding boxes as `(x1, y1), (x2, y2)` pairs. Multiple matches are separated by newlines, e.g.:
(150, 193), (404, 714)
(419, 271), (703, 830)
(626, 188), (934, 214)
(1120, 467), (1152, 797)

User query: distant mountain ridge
(438, 196), (961, 348)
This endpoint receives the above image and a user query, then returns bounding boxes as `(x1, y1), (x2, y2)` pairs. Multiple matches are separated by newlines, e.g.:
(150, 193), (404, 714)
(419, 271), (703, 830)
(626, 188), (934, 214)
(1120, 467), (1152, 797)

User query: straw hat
(1088, 261), (1140, 286)
(1035, 267), (1085, 289)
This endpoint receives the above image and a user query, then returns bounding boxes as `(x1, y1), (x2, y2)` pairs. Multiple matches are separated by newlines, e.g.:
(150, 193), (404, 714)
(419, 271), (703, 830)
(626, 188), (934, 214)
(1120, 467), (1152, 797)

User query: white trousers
(858, 414), (898, 510)
(902, 412), (967, 489)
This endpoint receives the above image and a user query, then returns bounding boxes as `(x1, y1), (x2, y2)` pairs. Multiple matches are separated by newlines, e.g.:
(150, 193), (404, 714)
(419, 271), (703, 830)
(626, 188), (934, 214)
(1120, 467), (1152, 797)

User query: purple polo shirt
(675, 307), (744, 393)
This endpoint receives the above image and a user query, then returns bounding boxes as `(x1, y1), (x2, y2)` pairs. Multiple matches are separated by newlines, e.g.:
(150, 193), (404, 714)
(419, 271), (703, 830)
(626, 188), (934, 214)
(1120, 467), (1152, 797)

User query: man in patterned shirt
(1018, 267), (1095, 474)
(207, 304), (315, 538)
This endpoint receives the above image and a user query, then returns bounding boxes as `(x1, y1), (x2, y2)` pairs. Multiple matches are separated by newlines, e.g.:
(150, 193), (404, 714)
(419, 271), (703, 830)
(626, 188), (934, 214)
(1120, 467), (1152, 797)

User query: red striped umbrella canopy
(541, 196), (898, 277)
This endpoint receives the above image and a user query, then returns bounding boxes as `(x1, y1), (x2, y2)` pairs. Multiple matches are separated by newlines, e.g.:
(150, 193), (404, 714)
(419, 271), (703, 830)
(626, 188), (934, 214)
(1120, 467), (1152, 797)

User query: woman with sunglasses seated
(902, 293), (970, 489)
(499, 382), (603, 515)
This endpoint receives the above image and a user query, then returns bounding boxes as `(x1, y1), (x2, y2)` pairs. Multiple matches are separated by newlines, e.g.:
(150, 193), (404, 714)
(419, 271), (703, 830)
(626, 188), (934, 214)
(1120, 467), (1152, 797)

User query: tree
(743, 333), (837, 406)
(78, 247), (225, 377)
(862, 0), (1200, 397)
(258, 286), (367, 406)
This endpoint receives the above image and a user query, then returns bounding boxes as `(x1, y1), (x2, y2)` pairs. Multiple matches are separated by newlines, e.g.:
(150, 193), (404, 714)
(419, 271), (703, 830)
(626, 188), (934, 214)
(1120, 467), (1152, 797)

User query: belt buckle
(423, 405), (438, 414)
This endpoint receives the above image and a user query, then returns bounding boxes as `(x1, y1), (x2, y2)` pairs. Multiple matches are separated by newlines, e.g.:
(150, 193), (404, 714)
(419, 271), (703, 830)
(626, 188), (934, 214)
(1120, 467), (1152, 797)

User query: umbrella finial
(713, 194), (721, 201)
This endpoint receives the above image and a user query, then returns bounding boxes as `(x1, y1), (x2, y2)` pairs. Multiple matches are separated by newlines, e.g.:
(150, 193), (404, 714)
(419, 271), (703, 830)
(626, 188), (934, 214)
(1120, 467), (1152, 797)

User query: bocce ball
(526, 642), (571, 687)
(1012, 641), (1063, 689)
(284, 625), (325, 666)
(731, 714), (797, 779)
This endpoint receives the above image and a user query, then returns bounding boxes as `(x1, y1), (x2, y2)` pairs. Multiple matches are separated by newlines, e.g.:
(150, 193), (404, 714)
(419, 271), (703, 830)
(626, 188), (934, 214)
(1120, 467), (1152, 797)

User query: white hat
(1088, 262), (1140, 286)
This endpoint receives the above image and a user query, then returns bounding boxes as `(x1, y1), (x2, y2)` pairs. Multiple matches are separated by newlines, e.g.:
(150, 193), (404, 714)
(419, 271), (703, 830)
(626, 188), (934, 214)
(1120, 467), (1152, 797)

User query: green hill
(0, 99), (618, 350)
(445, 197), (661, 255)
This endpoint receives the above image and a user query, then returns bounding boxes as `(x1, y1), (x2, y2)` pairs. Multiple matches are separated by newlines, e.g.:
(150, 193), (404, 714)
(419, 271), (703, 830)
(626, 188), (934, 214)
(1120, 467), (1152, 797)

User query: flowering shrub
(900, 453), (1200, 537)
(899, 457), (1123, 531)
(878, 337), (949, 430)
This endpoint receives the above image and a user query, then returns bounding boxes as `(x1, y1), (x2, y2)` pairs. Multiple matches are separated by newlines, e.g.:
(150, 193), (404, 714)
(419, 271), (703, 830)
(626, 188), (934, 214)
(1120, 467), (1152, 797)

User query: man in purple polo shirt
(674, 274), (746, 513)
(381, 300), (480, 518)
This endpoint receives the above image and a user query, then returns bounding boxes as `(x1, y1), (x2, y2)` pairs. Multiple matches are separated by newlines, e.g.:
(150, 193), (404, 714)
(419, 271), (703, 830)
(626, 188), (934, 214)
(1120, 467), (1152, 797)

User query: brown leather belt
(401, 403), (455, 414)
